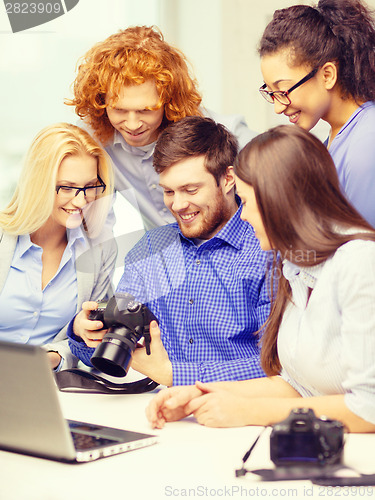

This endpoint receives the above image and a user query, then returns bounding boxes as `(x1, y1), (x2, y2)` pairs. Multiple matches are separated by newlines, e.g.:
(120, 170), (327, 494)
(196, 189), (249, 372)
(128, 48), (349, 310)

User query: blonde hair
(0, 123), (114, 238)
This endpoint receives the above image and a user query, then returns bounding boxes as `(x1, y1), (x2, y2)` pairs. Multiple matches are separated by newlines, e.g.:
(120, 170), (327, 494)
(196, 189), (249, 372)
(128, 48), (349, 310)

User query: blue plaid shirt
(68, 204), (270, 385)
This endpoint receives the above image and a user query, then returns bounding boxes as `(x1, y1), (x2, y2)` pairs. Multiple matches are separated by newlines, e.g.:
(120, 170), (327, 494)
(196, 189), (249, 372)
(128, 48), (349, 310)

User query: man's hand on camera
(73, 301), (108, 347)
(131, 320), (173, 387)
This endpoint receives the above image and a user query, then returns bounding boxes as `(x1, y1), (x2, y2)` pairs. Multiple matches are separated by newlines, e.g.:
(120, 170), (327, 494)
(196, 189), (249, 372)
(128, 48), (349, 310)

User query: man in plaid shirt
(69, 117), (270, 386)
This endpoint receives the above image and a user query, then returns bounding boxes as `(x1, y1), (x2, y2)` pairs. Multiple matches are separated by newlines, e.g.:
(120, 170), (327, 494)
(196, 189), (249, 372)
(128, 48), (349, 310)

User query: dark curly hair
(258, 0), (375, 102)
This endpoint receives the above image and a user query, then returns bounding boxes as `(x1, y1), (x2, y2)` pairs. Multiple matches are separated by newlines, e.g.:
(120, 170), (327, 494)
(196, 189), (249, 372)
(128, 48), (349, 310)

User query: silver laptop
(0, 341), (158, 462)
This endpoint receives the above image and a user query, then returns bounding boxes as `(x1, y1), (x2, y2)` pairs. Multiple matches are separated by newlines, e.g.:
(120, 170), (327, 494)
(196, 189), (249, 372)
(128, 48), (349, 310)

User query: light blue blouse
(0, 227), (85, 345)
(328, 101), (375, 227)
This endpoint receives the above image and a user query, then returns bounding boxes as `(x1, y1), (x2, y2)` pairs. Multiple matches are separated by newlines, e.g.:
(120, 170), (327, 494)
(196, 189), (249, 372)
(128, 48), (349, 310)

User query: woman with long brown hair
(146, 125), (375, 433)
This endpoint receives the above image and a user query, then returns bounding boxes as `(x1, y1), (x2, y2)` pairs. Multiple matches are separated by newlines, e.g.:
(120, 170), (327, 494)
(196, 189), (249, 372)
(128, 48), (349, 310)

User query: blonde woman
(0, 123), (116, 370)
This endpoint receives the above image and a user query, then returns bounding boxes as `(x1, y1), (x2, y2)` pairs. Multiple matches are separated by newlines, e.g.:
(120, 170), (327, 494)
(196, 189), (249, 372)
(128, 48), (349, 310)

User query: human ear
(223, 166), (236, 194)
(321, 62), (338, 90)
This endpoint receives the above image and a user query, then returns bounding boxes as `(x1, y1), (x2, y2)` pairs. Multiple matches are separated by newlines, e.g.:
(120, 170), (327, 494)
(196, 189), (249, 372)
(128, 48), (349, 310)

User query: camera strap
(55, 368), (159, 394)
(235, 427), (267, 477)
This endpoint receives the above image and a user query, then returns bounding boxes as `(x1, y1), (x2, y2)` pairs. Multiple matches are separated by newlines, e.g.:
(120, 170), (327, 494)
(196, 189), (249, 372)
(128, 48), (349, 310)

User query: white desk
(1, 390), (375, 500)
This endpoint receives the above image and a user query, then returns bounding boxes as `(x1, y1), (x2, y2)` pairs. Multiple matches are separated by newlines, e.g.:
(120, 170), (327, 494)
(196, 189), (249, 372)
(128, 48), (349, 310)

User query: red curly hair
(66, 26), (203, 145)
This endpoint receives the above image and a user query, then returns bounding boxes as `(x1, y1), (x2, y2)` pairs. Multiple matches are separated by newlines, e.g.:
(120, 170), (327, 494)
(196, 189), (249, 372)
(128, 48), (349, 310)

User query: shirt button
(189, 338), (194, 344)
(33, 312), (38, 317)
(189, 299), (194, 305)
(150, 183), (157, 190)
(162, 208), (168, 212)
(196, 259), (201, 266)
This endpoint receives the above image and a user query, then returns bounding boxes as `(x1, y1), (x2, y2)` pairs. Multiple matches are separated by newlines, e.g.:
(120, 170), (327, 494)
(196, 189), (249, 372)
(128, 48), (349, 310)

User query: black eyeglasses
(56, 175), (106, 201)
(259, 68), (318, 106)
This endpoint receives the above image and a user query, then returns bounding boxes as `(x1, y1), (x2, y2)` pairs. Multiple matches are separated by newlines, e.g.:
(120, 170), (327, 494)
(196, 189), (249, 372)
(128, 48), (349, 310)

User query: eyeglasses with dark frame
(56, 175), (106, 201)
(259, 68), (318, 106)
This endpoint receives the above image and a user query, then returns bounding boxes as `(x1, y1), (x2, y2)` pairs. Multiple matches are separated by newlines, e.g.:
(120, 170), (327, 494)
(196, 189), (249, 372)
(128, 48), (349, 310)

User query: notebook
(0, 341), (158, 462)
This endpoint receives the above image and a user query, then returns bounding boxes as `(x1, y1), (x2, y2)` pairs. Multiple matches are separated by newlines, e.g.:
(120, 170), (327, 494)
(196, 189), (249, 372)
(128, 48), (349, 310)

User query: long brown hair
(234, 125), (375, 375)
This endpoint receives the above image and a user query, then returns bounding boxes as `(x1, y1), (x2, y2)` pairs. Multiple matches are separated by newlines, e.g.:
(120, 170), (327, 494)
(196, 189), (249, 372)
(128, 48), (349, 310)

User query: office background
(1, 0), (373, 224)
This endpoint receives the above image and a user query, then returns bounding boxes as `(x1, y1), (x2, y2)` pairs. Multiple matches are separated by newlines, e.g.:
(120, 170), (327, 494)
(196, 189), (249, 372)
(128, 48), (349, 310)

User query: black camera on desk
(270, 408), (344, 466)
(89, 294), (156, 378)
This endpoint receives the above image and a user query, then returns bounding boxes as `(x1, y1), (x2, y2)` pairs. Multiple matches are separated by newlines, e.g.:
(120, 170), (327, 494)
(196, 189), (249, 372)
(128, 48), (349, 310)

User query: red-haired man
(67, 25), (255, 230)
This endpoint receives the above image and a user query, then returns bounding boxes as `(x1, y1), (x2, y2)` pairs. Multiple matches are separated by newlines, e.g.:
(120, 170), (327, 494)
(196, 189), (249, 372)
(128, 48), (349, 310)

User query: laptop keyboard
(71, 431), (117, 450)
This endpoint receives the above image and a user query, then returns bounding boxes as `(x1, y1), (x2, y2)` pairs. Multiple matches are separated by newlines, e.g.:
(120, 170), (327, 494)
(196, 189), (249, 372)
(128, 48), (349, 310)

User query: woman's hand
(186, 381), (253, 428)
(47, 351), (62, 370)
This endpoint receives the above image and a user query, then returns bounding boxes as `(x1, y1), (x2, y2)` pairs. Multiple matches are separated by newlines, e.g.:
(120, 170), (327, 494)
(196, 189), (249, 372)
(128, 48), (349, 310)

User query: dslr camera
(270, 408), (344, 466)
(88, 293), (157, 378)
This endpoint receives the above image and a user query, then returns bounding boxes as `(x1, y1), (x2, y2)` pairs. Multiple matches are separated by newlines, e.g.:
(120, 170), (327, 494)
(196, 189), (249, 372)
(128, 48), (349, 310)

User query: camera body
(270, 408), (344, 466)
(89, 293), (156, 378)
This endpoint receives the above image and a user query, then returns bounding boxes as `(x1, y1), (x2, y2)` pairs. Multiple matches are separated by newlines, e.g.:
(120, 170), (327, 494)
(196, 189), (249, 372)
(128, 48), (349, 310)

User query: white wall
(160, 0), (224, 115)
(0, 0), (163, 202)
(160, 0), (312, 133)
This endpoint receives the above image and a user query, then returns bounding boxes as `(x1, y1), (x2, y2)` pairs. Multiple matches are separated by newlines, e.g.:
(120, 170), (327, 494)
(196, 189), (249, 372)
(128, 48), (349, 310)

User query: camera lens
(89, 294), (155, 378)
(91, 326), (136, 377)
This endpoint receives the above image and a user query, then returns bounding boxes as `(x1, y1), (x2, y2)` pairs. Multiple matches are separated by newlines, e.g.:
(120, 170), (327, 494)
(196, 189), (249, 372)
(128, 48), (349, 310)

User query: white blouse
(278, 239), (375, 425)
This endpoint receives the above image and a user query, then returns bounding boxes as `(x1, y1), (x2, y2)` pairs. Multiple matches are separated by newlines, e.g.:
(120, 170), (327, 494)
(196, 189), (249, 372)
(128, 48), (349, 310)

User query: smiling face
(52, 153), (98, 230)
(260, 50), (333, 131)
(105, 80), (165, 147)
(235, 176), (272, 251)
(160, 155), (236, 240)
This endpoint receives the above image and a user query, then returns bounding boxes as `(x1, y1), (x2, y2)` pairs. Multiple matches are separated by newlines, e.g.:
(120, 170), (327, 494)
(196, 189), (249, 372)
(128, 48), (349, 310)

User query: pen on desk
(235, 427), (267, 477)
